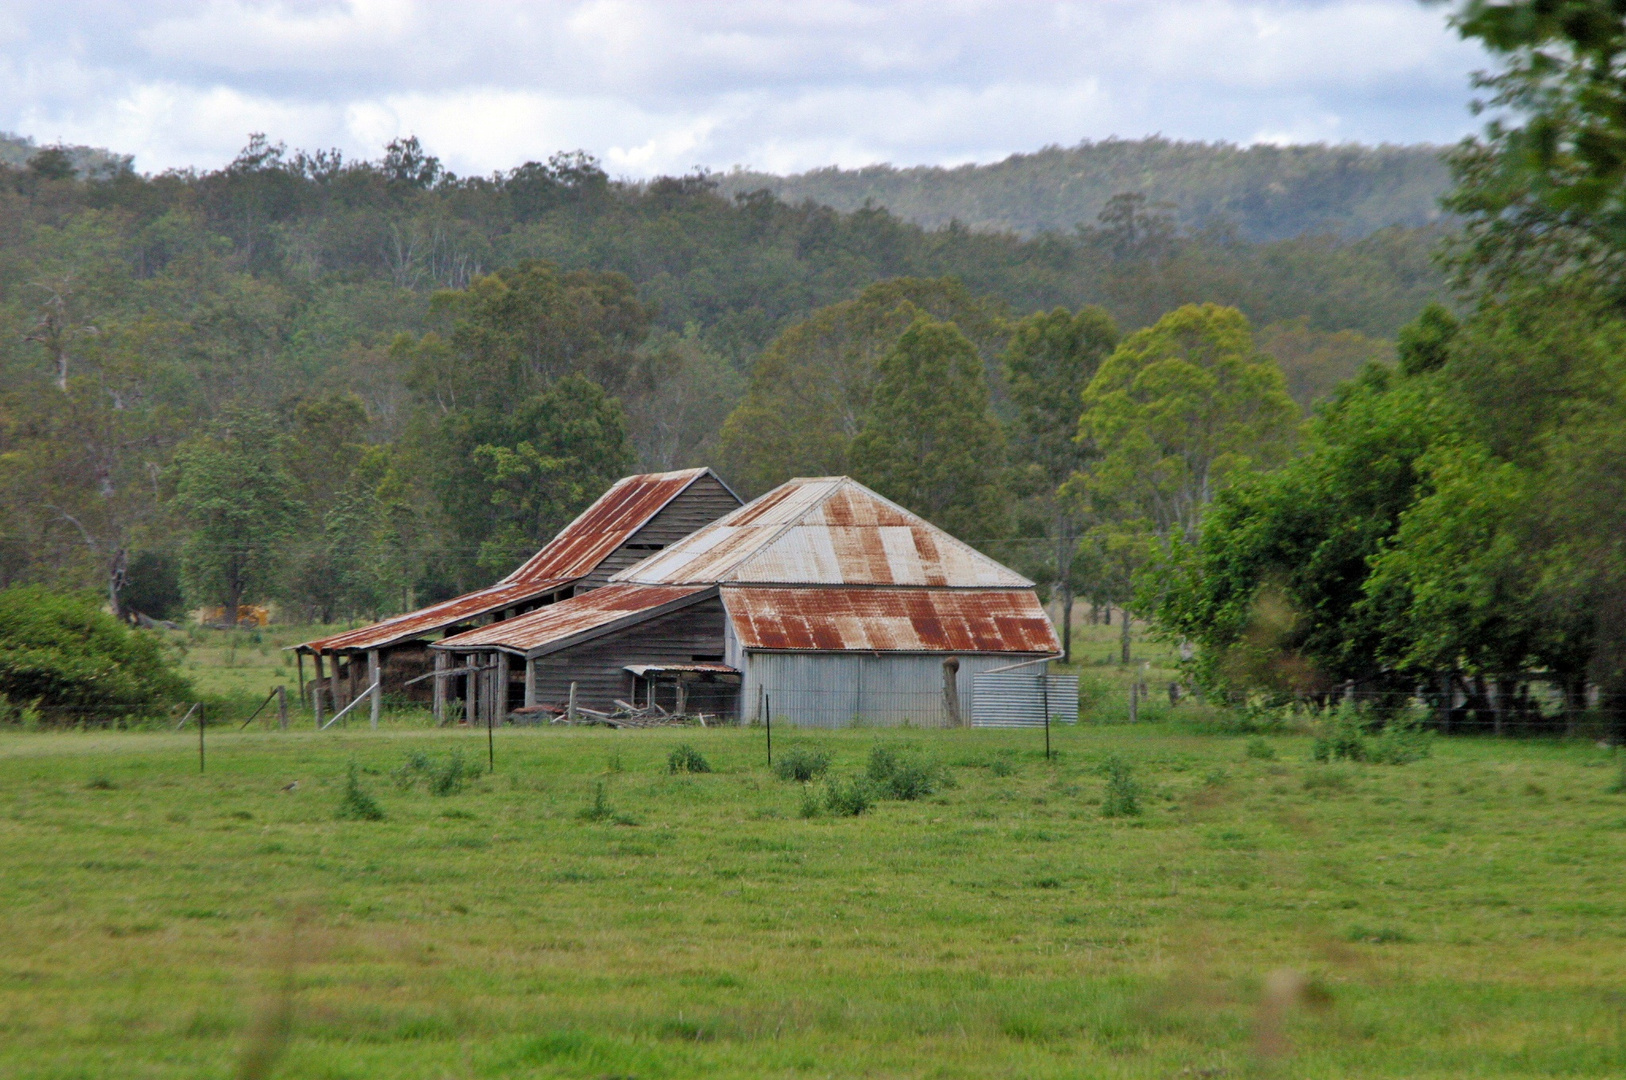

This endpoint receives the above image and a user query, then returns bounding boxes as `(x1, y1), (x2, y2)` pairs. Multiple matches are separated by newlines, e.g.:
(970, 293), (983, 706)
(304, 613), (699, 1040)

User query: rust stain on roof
(297, 468), (719, 654)
(722, 587), (1061, 654)
(502, 467), (714, 584)
(613, 476), (1031, 588)
(298, 578), (574, 653)
(435, 584), (713, 654)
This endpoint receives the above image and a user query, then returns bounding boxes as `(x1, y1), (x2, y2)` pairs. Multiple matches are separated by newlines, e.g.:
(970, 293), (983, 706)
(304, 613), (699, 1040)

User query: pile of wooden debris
(509, 699), (715, 729)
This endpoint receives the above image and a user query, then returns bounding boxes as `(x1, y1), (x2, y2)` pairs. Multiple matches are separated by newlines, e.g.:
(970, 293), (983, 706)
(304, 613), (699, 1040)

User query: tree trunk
(107, 547), (128, 623)
(1061, 584), (1074, 664)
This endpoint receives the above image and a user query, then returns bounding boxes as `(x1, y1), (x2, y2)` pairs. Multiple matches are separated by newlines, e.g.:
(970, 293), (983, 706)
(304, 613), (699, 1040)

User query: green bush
(1312, 708), (1368, 763)
(668, 744), (712, 774)
(337, 765), (385, 821)
(0, 586), (189, 723)
(1245, 736), (1278, 761)
(824, 776), (873, 817)
(1368, 715), (1432, 765)
(773, 745), (831, 783)
(393, 750), (473, 795)
(865, 744), (950, 801)
(1100, 755), (1142, 818)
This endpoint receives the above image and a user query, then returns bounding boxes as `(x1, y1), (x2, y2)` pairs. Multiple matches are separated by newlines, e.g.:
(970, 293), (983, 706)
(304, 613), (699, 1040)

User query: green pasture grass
(2, 722), (1624, 1078)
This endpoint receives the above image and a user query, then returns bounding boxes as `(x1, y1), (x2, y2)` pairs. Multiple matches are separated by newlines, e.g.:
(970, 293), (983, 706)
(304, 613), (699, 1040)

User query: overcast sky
(0, 1), (1486, 178)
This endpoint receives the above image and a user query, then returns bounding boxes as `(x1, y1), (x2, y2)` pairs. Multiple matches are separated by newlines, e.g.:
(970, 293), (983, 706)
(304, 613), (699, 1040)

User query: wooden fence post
(277, 684), (288, 730)
(368, 650), (381, 730)
(433, 650), (448, 724)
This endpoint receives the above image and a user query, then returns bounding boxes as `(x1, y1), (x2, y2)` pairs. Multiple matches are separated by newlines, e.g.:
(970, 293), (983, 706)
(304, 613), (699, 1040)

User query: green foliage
(848, 316), (1008, 540)
(336, 764), (385, 821)
(1311, 709), (1369, 763)
(1369, 715), (1433, 766)
(0, 585), (189, 721)
(823, 775), (874, 816)
(394, 750), (473, 795)
(773, 745), (832, 783)
(1099, 755), (1142, 817)
(170, 412), (303, 614)
(1245, 737), (1278, 761)
(721, 138), (1451, 243)
(579, 782), (616, 822)
(864, 744), (951, 801)
(719, 278), (1002, 497)
(667, 744), (712, 775)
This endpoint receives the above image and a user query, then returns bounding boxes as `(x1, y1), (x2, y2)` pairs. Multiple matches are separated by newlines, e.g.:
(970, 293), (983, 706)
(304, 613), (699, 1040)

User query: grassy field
(3, 714), (1625, 1078)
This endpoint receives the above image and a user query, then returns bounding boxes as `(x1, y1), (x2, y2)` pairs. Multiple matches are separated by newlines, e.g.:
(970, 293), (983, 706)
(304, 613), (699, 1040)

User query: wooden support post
(567, 681), (578, 723)
(347, 654), (359, 711)
(296, 652), (305, 699)
(524, 658), (537, 709)
(313, 652), (326, 729)
(676, 679), (687, 717)
(368, 650), (381, 730)
(464, 658), (476, 725)
(942, 656), (962, 727)
(277, 684), (288, 730)
(433, 650), (448, 724)
(494, 651), (510, 725)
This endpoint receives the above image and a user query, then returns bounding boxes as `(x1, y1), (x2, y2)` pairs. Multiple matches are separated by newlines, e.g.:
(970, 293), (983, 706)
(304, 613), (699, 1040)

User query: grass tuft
(1099, 754), (1142, 817)
(773, 745), (831, 783)
(1245, 736), (1277, 761)
(336, 764), (385, 821)
(668, 743), (712, 774)
(824, 775), (873, 816)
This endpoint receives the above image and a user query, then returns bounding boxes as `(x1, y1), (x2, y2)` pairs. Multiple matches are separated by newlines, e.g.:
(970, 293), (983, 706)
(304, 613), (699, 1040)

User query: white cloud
(0, 1), (1487, 177)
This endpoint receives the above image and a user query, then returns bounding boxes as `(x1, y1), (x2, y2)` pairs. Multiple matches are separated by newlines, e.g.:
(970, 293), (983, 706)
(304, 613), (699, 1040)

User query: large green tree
(719, 278), (1003, 496)
(169, 413), (303, 618)
(848, 316), (1008, 543)
(1002, 305), (1119, 660)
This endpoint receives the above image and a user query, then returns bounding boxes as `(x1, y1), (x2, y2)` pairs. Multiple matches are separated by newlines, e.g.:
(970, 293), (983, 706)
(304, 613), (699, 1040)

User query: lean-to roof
(611, 477), (1031, 588)
(433, 583), (716, 658)
(297, 468), (718, 654)
(722, 586), (1060, 654)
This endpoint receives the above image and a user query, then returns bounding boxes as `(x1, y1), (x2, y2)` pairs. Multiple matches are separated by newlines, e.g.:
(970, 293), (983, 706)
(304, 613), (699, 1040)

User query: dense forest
(719, 138), (1452, 241)
(0, 127), (1444, 637)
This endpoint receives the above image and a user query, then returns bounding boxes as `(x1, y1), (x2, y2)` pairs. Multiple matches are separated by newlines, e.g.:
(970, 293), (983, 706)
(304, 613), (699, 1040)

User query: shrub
(668, 744), (712, 774)
(1609, 758), (1626, 795)
(1245, 737), (1277, 761)
(1368, 715), (1432, 765)
(866, 744), (949, 800)
(798, 784), (823, 819)
(0, 586), (190, 723)
(337, 765), (385, 821)
(774, 745), (831, 783)
(1312, 707), (1368, 763)
(1100, 755), (1142, 818)
(392, 750), (472, 795)
(824, 776), (873, 817)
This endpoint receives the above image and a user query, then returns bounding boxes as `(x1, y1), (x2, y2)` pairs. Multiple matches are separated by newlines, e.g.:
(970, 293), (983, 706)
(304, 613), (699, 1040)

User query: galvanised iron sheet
(721, 586), (1060, 654)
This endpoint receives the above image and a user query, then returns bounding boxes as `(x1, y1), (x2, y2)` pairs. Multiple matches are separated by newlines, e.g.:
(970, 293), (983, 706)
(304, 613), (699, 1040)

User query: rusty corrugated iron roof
(612, 477), (1031, 588)
(295, 468), (722, 655)
(296, 579), (575, 653)
(722, 586), (1061, 654)
(501, 467), (718, 584)
(433, 583), (716, 657)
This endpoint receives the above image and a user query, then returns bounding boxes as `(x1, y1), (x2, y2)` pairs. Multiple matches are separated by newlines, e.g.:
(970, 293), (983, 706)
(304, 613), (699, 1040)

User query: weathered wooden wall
(527, 596), (734, 715)
(577, 474), (742, 588)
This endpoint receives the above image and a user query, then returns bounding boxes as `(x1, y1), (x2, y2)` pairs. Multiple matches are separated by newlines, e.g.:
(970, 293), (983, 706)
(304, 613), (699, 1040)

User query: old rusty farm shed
(433, 476), (1075, 727)
(290, 467), (740, 725)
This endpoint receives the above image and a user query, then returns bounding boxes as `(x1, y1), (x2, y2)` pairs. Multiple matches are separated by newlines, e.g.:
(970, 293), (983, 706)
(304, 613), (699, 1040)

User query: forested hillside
(718, 138), (1452, 241)
(0, 133), (1443, 631)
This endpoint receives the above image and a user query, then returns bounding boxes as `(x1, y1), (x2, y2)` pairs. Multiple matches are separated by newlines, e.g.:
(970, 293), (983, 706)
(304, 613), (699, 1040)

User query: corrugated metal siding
(742, 652), (1021, 729)
(971, 671), (1080, 728)
(612, 476), (1032, 588)
(526, 598), (731, 715)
